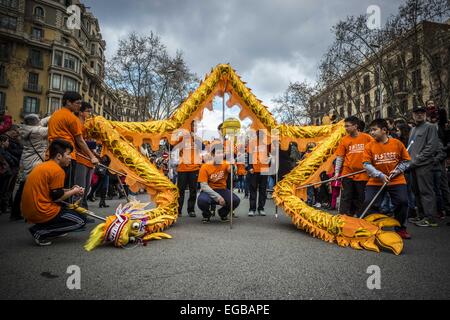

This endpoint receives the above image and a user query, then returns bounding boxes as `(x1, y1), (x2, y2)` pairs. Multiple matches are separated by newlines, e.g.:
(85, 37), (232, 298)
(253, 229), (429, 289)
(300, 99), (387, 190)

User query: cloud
(84, 0), (403, 109)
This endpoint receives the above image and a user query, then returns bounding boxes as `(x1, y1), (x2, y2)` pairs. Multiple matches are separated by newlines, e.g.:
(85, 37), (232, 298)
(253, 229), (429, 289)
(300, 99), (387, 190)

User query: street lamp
(370, 43), (383, 117)
(156, 69), (177, 119)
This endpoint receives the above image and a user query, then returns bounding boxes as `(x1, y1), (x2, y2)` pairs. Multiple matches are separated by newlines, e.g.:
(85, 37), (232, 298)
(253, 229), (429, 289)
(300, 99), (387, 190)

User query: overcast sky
(84, 0), (403, 138)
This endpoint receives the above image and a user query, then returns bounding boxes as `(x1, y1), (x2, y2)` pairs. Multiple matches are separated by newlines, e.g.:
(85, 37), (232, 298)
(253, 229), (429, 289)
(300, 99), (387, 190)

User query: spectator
(10, 114), (49, 220)
(0, 134), (17, 214)
(0, 110), (12, 134)
(87, 155), (111, 208)
(408, 106), (439, 227)
(74, 102), (96, 210)
(334, 116), (373, 217)
(362, 119), (411, 239)
(22, 139), (87, 246)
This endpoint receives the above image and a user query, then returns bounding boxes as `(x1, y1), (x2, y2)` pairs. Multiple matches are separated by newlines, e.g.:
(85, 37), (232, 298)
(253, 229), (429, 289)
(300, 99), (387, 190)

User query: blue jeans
(197, 189), (240, 218)
(307, 187), (315, 205)
(363, 184), (408, 229)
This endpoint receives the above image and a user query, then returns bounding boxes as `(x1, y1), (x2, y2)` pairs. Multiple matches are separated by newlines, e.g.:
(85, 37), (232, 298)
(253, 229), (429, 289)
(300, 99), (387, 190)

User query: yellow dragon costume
(83, 64), (403, 255)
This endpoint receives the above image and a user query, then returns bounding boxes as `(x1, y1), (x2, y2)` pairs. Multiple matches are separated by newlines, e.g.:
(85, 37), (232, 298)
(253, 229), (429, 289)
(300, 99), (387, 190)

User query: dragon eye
(132, 222), (140, 230)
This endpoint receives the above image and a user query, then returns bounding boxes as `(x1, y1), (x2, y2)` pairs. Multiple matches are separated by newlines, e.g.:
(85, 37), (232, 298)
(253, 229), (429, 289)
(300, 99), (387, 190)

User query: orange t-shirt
(198, 162), (229, 190)
(75, 126), (94, 168)
(21, 160), (65, 224)
(251, 147), (270, 173)
(48, 107), (82, 159)
(335, 132), (373, 181)
(362, 138), (411, 186)
(237, 164), (247, 176)
(177, 136), (202, 172)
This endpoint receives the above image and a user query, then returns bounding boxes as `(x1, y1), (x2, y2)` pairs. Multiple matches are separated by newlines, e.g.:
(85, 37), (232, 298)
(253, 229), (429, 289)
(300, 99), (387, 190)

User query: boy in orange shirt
(334, 116), (374, 216)
(22, 139), (87, 246)
(48, 91), (98, 189)
(362, 119), (411, 239)
(197, 148), (240, 223)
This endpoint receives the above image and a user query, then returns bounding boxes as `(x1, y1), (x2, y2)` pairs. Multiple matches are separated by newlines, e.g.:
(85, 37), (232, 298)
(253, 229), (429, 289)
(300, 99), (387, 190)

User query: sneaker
(415, 218), (438, 227)
(267, 193), (273, 199)
(34, 237), (52, 246)
(220, 216), (230, 222)
(258, 210), (266, 216)
(408, 217), (422, 224)
(396, 229), (411, 240)
(202, 217), (210, 224)
(248, 211), (255, 217)
(188, 212), (197, 218)
(313, 203), (321, 208)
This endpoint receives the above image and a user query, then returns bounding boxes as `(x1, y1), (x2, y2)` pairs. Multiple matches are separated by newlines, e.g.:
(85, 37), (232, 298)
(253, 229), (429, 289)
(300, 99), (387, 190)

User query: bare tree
(106, 31), (198, 121)
(272, 81), (317, 125)
(314, 0), (450, 119)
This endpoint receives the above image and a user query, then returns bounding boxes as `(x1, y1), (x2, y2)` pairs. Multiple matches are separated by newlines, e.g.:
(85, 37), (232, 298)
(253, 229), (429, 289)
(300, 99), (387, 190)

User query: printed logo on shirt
(348, 144), (365, 154)
(374, 152), (398, 164)
(209, 170), (225, 183)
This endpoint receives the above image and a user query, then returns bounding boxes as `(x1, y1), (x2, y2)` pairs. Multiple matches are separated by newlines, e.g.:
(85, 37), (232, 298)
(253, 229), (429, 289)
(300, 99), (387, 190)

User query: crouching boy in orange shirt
(22, 139), (87, 246)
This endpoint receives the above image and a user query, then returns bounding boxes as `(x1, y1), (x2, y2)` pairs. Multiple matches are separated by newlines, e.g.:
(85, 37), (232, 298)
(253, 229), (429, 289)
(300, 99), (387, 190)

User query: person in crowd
(0, 134), (18, 214)
(175, 121), (202, 217)
(247, 130), (270, 217)
(21, 139), (86, 246)
(74, 102), (95, 210)
(197, 148), (240, 223)
(362, 119), (411, 239)
(386, 118), (399, 138)
(395, 123), (416, 219)
(87, 155), (111, 208)
(408, 106), (439, 227)
(334, 116), (373, 216)
(10, 114), (49, 220)
(48, 91), (98, 189)
(329, 159), (341, 210)
(0, 110), (12, 135)
(304, 142), (317, 206)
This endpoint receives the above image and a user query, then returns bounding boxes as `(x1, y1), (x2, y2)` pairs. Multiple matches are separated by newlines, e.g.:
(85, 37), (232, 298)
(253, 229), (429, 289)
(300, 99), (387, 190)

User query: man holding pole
(334, 116), (373, 216)
(361, 119), (411, 239)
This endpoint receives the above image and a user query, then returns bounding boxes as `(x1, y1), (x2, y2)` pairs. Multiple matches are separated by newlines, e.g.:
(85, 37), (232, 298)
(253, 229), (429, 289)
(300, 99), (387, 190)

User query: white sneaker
(313, 203), (321, 208)
(248, 211), (255, 217)
(258, 210), (266, 216)
(34, 237), (52, 246)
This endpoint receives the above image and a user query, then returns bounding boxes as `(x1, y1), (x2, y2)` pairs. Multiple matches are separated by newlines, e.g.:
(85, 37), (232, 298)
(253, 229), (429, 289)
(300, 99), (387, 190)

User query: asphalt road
(0, 192), (449, 300)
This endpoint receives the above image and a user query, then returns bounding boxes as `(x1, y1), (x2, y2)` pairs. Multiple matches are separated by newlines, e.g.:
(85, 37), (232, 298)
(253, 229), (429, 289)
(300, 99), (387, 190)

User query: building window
(54, 50), (62, 66)
(91, 44), (95, 55)
(64, 53), (77, 71)
(0, 14), (17, 30)
(347, 103), (352, 117)
(29, 49), (43, 68)
(412, 69), (422, 91)
(363, 74), (371, 92)
(0, 0), (18, 9)
(28, 72), (39, 90)
(32, 27), (43, 40)
(52, 74), (61, 90)
(49, 97), (60, 114)
(0, 42), (9, 61)
(0, 92), (5, 113)
(63, 76), (78, 91)
(23, 97), (39, 114)
(34, 6), (44, 18)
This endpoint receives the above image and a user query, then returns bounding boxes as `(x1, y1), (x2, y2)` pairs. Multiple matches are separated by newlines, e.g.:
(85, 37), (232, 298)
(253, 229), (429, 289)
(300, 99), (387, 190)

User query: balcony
(23, 83), (43, 94)
(32, 14), (45, 24)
